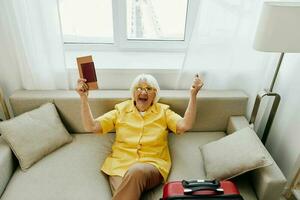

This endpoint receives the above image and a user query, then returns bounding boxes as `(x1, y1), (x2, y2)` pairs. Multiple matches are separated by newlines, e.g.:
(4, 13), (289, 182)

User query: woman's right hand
(76, 78), (89, 97)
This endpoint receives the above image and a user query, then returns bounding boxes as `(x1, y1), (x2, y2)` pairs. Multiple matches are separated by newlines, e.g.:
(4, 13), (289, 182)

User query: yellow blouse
(97, 100), (182, 182)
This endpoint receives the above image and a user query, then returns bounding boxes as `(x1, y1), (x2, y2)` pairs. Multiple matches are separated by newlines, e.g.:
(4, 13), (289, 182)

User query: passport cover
(77, 56), (98, 90)
(81, 62), (97, 83)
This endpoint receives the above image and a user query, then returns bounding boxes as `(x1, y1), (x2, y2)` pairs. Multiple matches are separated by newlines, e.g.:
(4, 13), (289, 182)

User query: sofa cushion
(200, 127), (273, 180)
(0, 134), (114, 200)
(9, 90), (248, 133)
(0, 103), (73, 170)
(168, 132), (225, 181)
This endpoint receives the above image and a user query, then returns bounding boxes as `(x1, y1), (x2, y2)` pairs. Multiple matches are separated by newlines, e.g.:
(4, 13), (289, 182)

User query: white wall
(264, 54), (300, 179)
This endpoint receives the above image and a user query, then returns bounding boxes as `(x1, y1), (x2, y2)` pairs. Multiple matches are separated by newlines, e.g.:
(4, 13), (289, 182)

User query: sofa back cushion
(9, 90), (248, 133)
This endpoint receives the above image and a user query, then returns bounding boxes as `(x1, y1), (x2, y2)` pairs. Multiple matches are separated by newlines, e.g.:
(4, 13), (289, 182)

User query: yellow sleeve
(165, 109), (183, 134)
(95, 110), (117, 134)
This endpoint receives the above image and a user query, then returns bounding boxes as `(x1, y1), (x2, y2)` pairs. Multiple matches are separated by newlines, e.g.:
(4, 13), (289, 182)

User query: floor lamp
(250, 2), (300, 144)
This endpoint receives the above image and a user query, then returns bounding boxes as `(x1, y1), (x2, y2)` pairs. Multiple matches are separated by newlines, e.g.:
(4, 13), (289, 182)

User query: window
(126, 0), (188, 40)
(58, 0), (199, 51)
(59, 0), (114, 43)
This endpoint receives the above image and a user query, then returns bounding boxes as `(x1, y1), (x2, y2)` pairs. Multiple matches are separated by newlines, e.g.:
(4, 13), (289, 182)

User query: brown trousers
(109, 163), (163, 200)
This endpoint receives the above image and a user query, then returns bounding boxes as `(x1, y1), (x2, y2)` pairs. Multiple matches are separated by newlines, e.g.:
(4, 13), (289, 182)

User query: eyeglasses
(135, 86), (155, 92)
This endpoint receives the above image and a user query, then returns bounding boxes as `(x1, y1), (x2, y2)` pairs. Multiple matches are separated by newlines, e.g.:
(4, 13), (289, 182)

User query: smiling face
(134, 80), (157, 112)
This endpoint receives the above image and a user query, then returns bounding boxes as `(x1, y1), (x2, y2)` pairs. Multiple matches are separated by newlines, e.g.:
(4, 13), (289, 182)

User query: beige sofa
(0, 90), (286, 200)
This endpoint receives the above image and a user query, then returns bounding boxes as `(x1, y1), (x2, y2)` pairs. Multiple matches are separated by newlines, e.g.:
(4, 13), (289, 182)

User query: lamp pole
(270, 53), (284, 92)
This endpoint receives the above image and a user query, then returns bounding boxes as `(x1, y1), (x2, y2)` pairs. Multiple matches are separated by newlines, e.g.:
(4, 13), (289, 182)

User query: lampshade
(253, 2), (300, 52)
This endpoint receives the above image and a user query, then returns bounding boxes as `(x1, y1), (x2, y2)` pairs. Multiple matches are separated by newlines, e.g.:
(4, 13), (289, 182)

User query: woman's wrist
(80, 95), (88, 102)
(190, 91), (198, 99)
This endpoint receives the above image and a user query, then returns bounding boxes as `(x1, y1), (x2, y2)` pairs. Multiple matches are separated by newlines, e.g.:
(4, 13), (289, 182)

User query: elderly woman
(76, 74), (203, 200)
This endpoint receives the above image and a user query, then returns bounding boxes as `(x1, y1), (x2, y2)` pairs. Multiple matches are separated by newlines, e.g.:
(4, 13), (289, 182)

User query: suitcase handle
(183, 186), (224, 195)
(182, 179), (220, 188)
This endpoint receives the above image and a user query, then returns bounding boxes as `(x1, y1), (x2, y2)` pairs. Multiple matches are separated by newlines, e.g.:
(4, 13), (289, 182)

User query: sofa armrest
(226, 116), (251, 134)
(0, 137), (15, 197)
(226, 116), (287, 200)
(251, 162), (287, 200)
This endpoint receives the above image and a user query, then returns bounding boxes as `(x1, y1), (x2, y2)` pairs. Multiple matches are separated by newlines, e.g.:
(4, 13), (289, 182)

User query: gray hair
(130, 74), (160, 103)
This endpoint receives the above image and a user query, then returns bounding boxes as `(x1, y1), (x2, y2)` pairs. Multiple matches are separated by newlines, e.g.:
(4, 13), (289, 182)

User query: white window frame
(63, 0), (200, 52)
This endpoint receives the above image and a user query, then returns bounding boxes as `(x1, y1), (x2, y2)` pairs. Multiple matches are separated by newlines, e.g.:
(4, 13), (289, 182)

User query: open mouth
(138, 96), (148, 103)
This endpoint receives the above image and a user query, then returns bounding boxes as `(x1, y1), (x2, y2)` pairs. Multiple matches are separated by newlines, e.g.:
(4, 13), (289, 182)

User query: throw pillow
(200, 127), (273, 180)
(0, 103), (73, 170)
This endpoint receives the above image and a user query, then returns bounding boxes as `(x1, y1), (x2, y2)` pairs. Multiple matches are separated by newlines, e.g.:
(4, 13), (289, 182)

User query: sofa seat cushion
(0, 134), (114, 200)
(141, 131), (258, 200)
(168, 132), (225, 181)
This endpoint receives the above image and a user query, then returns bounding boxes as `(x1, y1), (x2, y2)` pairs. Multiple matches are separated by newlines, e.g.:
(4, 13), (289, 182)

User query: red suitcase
(161, 180), (244, 200)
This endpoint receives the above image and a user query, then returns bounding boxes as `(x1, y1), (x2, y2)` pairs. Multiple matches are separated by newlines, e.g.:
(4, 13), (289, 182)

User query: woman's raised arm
(176, 74), (203, 134)
(76, 78), (102, 133)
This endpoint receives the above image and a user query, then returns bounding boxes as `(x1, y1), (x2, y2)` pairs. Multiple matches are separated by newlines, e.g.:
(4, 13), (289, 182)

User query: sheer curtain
(178, 0), (274, 118)
(1, 0), (68, 90)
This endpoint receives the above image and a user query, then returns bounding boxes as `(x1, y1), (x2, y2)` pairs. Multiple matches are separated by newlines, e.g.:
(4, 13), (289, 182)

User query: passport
(77, 56), (98, 90)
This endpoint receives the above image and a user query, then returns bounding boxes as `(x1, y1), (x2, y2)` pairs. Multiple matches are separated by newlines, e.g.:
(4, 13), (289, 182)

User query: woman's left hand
(190, 74), (204, 96)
